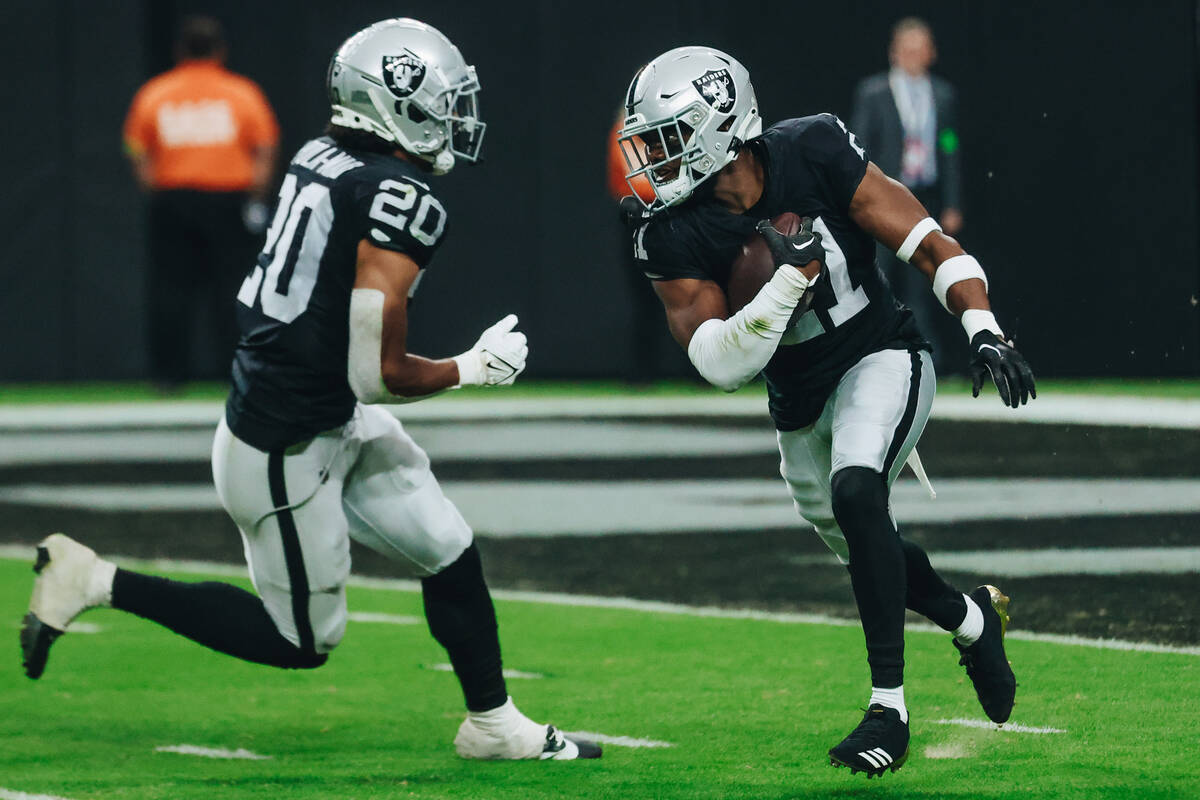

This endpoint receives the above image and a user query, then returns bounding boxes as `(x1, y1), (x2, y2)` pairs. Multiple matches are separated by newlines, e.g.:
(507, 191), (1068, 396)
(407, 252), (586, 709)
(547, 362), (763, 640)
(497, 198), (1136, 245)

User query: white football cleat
(453, 697), (601, 760)
(21, 534), (115, 679)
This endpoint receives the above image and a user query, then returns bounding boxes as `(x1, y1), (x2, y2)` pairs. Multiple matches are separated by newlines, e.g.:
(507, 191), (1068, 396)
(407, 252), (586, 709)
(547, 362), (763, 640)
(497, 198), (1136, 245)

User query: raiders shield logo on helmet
(692, 69), (736, 113)
(382, 53), (427, 98)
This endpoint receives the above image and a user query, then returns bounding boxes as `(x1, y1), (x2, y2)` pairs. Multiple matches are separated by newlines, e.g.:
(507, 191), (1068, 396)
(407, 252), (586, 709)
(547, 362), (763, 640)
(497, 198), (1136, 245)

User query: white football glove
(453, 314), (528, 387)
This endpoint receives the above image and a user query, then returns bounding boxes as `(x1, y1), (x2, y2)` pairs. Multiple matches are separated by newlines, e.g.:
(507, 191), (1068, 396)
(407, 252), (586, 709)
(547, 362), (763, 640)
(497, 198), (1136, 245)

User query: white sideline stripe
(0, 789), (77, 800)
(0, 392), (1197, 429)
(933, 718), (1067, 735)
(928, 546), (1200, 577)
(564, 731), (674, 749)
(428, 663), (545, 680)
(347, 612), (420, 625)
(792, 546), (1200, 578)
(0, 546), (1197, 657)
(155, 744), (272, 760)
(0, 422), (779, 466)
(5, 479), (1200, 532)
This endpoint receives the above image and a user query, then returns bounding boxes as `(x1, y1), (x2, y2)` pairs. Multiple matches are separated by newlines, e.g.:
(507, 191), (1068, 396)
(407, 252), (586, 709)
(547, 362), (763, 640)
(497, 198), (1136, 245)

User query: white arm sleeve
(347, 288), (438, 404)
(686, 267), (812, 393)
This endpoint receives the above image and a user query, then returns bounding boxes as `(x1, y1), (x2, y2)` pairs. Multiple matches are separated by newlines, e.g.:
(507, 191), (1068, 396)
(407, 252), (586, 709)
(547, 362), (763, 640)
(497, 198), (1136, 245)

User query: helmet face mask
(619, 47), (761, 212)
(445, 83), (484, 161)
(619, 109), (707, 207)
(327, 19), (485, 174)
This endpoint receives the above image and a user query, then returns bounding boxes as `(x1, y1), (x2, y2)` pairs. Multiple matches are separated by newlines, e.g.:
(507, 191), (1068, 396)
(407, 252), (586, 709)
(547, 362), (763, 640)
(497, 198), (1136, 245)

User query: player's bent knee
(310, 593), (349, 655)
(830, 465), (889, 535)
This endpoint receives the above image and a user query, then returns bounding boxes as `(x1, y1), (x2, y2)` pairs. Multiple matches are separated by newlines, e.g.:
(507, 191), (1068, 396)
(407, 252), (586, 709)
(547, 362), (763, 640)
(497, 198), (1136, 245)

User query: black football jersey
(631, 114), (927, 430)
(226, 137), (448, 451)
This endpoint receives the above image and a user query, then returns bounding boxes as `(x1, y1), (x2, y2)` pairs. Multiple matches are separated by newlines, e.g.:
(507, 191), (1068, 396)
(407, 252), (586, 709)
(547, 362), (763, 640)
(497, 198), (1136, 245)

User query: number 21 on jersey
(781, 216), (869, 344)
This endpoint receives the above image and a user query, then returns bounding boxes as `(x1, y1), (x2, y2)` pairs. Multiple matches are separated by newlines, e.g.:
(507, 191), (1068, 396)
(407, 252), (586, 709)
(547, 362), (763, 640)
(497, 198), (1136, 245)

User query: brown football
(726, 211), (802, 315)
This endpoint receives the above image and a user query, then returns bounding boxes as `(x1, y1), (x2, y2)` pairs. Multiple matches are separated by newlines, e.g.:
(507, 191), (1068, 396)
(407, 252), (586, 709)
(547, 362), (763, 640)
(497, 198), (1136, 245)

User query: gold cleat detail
(983, 584), (1010, 638)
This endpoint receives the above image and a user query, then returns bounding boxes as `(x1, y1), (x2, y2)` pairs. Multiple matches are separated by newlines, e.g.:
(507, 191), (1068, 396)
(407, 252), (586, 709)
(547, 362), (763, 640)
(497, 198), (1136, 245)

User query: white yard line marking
(564, 731), (674, 749)
(0, 789), (78, 800)
(155, 744), (271, 760)
(0, 546), (1196, 657)
(426, 663), (544, 679)
(1, 392), (1196, 430)
(10, 620), (103, 635)
(347, 612), (421, 625)
(933, 718), (1067, 734)
(923, 742), (970, 759)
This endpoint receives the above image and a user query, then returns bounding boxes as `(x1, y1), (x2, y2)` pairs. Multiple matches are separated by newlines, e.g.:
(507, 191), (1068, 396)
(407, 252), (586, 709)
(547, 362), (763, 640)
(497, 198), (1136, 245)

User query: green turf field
(1, 557), (1196, 799)
(0, 377), (1197, 404)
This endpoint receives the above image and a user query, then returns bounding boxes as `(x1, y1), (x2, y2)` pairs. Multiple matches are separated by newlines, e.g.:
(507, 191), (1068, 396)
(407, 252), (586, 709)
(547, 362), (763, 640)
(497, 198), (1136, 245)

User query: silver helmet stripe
(625, 66), (646, 115)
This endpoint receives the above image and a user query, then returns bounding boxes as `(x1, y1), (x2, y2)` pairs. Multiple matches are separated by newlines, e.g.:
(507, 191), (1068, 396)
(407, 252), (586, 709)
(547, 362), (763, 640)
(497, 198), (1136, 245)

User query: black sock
(900, 537), (967, 630)
(421, 544), (508, 713)
(111, 569), (326, 669)
(831, 466), (905, 689)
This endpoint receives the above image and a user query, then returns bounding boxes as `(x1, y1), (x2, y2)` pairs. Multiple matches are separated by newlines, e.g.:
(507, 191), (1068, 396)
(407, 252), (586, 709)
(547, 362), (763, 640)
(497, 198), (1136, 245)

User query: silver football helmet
(619, 47), (761, 211)
(327, 18), (485, 174)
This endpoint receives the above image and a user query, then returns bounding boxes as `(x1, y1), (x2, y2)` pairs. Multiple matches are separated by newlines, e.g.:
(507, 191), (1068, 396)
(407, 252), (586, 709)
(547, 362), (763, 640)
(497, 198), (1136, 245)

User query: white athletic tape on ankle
(932, 254), (988, 310)
(896, 217), (941, 263)
(953, 593), (985, 645)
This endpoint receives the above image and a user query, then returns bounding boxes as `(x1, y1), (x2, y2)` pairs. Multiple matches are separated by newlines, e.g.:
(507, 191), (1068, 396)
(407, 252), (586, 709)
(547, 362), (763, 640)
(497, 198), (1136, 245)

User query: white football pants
(778, 348), (935, 563)
(211, 403), (472, 654)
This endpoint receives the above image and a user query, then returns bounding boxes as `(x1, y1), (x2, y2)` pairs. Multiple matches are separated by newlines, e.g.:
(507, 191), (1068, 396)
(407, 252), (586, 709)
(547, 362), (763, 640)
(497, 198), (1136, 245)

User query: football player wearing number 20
(619, 48), (1035, 777)
(21, 19), (599, 762)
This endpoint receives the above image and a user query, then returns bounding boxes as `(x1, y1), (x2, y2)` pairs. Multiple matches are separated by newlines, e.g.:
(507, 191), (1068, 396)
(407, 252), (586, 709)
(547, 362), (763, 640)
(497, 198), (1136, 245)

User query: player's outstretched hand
(969, 331), (1037, 408)
(456, 314), (528, 387)
(755, 217), (825, 271)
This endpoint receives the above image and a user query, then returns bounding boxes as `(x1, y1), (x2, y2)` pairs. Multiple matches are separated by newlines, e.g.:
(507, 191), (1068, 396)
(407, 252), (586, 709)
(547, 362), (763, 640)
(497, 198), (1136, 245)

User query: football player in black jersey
(21, 19), (599, 762)
(617, 47), (1035, 777)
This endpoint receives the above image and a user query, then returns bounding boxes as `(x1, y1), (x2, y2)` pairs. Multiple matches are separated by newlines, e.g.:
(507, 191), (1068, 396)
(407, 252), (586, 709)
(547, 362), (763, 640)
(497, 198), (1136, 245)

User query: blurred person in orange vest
(123, 15), (279, 390)
(608, 116), (663, 384)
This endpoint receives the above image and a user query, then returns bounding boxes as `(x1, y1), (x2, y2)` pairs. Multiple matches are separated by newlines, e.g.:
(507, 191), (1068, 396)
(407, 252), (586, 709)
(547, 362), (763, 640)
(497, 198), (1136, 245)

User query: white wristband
(452, 351), (484, 387)
(960, 309), (1003, 341)
(932, 254), (988, 311)
(896, 217), (941, 263)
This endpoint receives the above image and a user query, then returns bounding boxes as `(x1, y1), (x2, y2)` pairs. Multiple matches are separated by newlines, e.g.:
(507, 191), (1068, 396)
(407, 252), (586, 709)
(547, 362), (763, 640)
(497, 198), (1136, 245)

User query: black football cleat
(541, 726), (602, 760)
(828, 704), (909, 778)
(955, 584), (1017, 723)
(21, 534), (111, 679)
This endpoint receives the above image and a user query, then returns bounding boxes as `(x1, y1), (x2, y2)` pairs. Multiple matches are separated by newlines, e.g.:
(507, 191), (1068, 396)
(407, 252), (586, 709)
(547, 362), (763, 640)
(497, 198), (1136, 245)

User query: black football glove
(969, 330), (1037, 408)
(619, 195), (653, 226)
(755, 217), (825, 270)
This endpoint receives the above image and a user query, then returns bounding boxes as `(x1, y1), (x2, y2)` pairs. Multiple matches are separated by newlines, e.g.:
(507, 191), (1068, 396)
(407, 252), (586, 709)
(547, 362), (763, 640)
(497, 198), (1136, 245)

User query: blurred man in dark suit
(852, 18), (966, 373)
